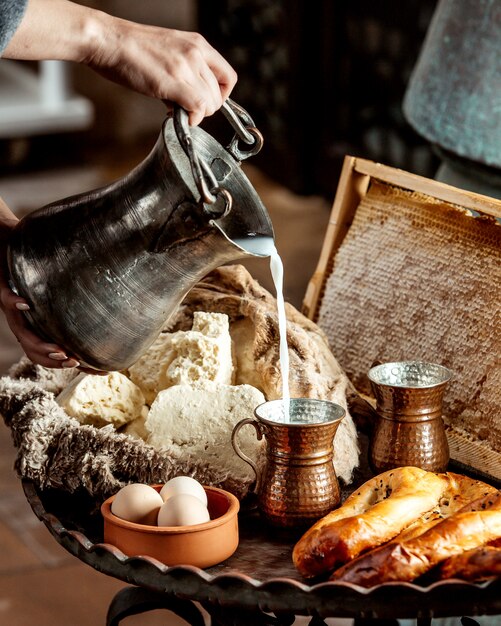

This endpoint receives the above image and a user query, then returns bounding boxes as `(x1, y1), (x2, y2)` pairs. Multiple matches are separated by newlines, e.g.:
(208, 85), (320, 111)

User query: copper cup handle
(231, 418), (264, 494)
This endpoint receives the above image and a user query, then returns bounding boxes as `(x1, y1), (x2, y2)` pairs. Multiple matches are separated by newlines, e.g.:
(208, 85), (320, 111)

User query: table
(22, 477), (501, 626)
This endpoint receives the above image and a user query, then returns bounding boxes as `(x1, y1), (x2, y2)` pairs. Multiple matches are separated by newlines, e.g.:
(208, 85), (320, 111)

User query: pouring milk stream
(269, 248), (291, 420)
(242, 236), (291, 421)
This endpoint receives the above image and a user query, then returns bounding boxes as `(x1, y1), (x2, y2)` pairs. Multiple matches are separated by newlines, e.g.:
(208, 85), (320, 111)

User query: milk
(269, 248), (290, 420)
(235, 236), (291, 420)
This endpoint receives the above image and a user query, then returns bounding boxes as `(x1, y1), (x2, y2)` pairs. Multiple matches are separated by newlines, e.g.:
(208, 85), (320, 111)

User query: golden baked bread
(292, 466), (448, 578)
(438, 541), (501, 581)
(393, 472), (498, 541)
(331, 490), (501, 586)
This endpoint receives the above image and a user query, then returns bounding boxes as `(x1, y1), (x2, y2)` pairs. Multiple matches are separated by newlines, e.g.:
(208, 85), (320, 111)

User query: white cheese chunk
(145, 381), (265, 485)
(128, 312), (233, 404)
(56, 371), (147, 428)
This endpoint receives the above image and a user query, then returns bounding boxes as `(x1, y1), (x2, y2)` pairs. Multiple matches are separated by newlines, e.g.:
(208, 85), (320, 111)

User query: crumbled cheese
(128, 312), (233, 404)
(56, 371), (147, 428)
(145, 381), (265, 484)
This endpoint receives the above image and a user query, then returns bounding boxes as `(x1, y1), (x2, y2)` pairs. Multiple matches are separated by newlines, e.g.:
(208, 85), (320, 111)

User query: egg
(111, 483), (163, 525)
(157, 493), (211, 527)
(160, 475), (208, 507)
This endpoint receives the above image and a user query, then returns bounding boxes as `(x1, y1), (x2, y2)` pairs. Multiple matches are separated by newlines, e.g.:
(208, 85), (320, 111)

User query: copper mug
(368, 361), (452, 473)
(231, 398), (345, 528)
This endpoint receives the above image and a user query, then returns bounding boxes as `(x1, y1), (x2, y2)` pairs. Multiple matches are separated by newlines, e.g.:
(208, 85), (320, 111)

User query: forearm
(2, 0), (109, 64)
(3, 0), (237, 131)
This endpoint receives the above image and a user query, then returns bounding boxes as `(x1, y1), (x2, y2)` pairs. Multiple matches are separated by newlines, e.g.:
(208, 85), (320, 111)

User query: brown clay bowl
(101, 485), (240, 568)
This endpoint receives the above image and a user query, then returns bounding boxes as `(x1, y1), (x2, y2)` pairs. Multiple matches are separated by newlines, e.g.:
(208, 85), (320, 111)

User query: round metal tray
(22, 479), (501, 622)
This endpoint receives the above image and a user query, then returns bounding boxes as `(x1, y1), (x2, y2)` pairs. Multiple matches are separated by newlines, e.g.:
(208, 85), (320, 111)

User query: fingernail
(15, 302), (30, 311)
(62, 359), (80, 368)
(49, 352), (68, 361)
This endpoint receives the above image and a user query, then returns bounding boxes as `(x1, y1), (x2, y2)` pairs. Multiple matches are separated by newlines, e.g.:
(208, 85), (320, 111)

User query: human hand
(0, 197), (80, 370)
(85, 19), (238, 126)
(3, 0), (237, 128)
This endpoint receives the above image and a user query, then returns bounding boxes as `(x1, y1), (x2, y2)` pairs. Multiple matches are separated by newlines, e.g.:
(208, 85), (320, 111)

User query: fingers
(91, 21), (237, 126)
(155, 35), (235, 126)
(11, 316), (80, 369)
(186, 39), (237, 125)
(1, 286), (80, 370)
(158, 32), (237, 123)
(189, 62), (227, 126)
(202, 44), (238, 103)
(1, 283), (30, 313)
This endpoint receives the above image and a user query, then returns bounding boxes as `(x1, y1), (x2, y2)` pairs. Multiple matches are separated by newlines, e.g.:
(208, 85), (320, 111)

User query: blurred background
(4, 0), (481, 624)
(0, 0), (440, 195)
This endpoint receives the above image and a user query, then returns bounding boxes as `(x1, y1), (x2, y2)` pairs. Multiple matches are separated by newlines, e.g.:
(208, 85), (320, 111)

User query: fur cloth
(0, 265), (360, 503)
(0, 368), (257, 501)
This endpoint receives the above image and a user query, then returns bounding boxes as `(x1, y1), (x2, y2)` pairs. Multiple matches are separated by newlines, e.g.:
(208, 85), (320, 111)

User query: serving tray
(22, 463), (501, 623)
(11, 157), (501, 622)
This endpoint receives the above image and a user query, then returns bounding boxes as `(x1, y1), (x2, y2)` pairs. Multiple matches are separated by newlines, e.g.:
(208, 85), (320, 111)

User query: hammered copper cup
(368, 361), (452, 473)
(231, 398), (345, 529)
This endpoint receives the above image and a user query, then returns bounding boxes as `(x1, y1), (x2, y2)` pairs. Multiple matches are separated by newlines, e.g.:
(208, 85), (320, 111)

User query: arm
(2, 0), (237, 126)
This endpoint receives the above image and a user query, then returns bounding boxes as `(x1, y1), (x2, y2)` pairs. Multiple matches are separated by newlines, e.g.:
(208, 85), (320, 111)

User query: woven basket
(303, 156), (501, 482)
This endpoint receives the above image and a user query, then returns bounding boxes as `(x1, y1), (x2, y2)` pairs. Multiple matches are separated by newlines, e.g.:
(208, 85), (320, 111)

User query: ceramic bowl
(101, 485), (240, 568)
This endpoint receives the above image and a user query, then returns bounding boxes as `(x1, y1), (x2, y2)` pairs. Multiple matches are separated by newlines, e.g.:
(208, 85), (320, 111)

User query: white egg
(111, 483), (163, 525)
(157, 493), (211, 527)
(160, 475), (208, 506)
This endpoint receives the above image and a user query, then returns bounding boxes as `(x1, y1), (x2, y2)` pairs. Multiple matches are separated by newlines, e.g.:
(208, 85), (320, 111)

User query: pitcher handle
(221, 98), (264, 161)
(173, 99), (263, 212)
(231, 417), (264, 494)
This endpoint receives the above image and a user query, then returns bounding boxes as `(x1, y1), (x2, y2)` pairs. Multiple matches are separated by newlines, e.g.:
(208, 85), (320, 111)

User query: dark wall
(198, 0), (439, 197)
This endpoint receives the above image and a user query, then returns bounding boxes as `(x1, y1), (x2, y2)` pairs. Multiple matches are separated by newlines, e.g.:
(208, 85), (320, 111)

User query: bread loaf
(331, 490), (501, 586)
(438, 543), (501, 581)
(393, 472), (498, 542)
(292, 466), (448, 577)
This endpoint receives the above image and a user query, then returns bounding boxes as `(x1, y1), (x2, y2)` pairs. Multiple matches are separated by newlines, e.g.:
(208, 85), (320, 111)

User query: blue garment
(0, 0), (29, 55)
(403, 0), (501, 169)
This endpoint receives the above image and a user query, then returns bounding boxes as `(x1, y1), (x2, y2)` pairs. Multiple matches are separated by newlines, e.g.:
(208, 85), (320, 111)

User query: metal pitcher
(7, 100), (274, 371)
